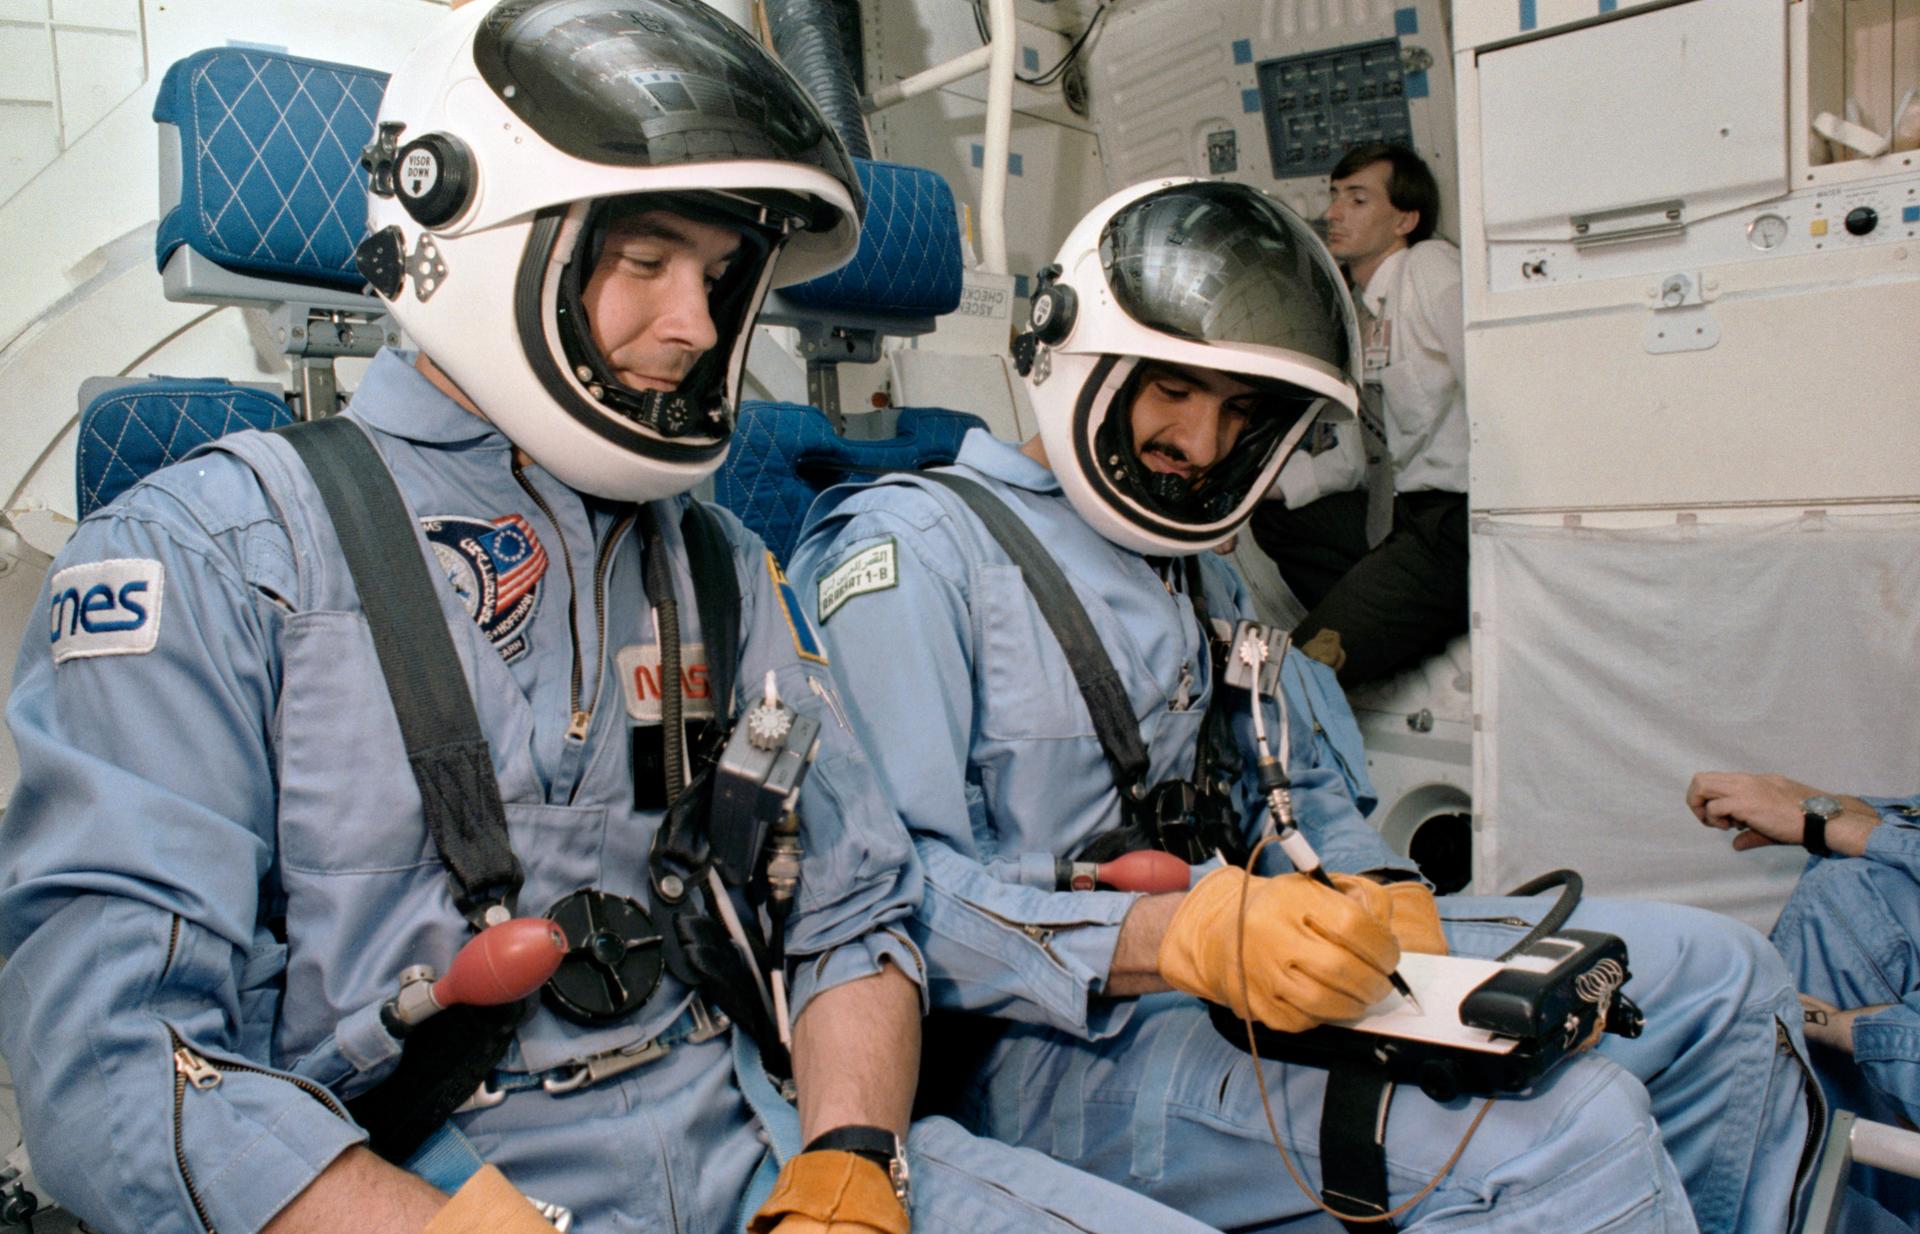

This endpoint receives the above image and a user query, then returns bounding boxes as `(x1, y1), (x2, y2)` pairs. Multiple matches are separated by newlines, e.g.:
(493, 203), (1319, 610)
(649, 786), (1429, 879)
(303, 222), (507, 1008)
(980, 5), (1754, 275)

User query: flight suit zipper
(169, 1029), (350, 1234)
(511, 461), (634, 744)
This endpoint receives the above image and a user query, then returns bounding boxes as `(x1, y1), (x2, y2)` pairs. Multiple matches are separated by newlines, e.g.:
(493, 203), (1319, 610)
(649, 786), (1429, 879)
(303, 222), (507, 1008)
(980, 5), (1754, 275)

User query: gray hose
(765, 0), (872, 161)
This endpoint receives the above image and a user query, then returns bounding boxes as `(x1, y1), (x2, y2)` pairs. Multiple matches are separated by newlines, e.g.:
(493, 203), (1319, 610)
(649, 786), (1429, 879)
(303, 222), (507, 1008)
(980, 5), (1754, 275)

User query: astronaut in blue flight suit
(789, 178), (1821, 1234)
(1690, 769), (1920, 1229)
(0, 6), (1223, 1234)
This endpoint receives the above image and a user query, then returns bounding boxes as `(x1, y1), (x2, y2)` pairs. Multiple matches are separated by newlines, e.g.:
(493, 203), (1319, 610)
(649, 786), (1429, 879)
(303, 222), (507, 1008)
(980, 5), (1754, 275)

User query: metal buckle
(686, 997), (729, 1043)
(542, 1036), (673, 1095)
(452, 1079), (508, 1114)
(888, 1142), (911, 1206)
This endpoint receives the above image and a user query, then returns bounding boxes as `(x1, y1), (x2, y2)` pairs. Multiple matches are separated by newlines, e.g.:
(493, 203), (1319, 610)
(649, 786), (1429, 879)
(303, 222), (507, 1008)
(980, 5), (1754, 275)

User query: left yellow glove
(1377, 880), (1449, 955)
(423, 1165), (561, 1234)
(748, 1150), (910, 1234)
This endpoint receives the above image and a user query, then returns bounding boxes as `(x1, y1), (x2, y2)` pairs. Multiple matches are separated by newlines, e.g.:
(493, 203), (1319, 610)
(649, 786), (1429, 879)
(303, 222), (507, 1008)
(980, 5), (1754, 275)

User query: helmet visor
(1099, 181), (1351, 375)
(474, 0), (861, 229)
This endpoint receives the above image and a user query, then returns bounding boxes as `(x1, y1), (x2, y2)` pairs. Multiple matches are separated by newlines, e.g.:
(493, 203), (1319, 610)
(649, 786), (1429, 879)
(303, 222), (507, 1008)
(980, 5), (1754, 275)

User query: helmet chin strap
(1143, 470), (1190, 506)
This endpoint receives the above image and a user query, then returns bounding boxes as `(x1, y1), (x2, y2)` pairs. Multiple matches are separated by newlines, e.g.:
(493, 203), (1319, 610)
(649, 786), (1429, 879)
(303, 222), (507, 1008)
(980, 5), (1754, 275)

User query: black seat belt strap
(918, 472), (1150, 797)
(278, 417), (525, 1162)
(1321, 1064), (1399, 1233)
(280, 417), (522, 924)
(678, 500), (740, 725)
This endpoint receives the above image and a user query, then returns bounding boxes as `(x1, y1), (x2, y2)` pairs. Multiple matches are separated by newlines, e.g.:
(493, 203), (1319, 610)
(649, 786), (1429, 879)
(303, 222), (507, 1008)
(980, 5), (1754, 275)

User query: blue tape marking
(1232, 38), (1252, 65)
(1023, 45), (1039, 71)
(1904, 204), (1920, 223)
(1014, 274), (1030, 298)
(1599, 0), (1618, 11)
(1520, 0), (1537, 30)
(1405, 70), (1429, 100)
(973, 143), (1022, 174)
(1394, 7), (1418, 35)
(1242, 87), (1261, 113)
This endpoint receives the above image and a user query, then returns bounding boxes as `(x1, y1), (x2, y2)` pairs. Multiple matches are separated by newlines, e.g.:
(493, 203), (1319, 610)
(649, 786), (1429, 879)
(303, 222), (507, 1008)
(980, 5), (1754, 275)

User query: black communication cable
(971, 0), (1111, 88)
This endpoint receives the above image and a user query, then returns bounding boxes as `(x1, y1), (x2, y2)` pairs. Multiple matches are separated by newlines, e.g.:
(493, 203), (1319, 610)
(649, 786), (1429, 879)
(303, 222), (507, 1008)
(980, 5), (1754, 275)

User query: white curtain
(1472, 509), (1920, 933)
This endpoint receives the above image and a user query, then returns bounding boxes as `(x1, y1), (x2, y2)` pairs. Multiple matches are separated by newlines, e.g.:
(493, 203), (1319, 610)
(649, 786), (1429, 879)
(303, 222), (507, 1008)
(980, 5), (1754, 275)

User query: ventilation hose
(765, 0), (873, 160)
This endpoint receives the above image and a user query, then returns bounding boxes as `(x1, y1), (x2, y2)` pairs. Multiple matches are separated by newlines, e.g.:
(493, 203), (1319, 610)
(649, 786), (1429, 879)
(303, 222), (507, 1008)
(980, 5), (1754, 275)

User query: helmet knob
(1029, 281), (1076, 346)
(395, 132), (475, 229)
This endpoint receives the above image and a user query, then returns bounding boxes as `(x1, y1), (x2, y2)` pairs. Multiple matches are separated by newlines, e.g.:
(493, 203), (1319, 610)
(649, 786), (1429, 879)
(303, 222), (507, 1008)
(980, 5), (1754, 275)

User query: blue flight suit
(1772, 794), (1920, 1226)
(0, 353), (1218, 1234)
(789, 428), (1819, 1234)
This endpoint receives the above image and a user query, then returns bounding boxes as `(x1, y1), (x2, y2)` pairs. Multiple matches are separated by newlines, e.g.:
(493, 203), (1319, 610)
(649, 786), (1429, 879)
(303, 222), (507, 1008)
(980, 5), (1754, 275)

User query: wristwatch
(804, 1125), (910, 1204)
(1801, 794), (1843, 857)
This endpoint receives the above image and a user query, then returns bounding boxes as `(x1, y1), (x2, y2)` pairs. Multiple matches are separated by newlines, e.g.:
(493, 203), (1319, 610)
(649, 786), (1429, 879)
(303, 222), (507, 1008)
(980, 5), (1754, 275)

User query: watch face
(1803, 794), (1843, 818)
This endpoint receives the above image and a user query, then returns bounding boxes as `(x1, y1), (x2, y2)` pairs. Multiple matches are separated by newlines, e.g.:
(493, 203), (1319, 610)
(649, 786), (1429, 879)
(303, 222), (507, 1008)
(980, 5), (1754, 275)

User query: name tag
(617, 642), (715, 724)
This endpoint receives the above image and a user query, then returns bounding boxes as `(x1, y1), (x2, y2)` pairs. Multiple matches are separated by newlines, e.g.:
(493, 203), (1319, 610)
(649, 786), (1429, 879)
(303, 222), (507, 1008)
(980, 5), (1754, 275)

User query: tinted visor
(474, 0), (861, 228)
(1099, 181), (1351, 374)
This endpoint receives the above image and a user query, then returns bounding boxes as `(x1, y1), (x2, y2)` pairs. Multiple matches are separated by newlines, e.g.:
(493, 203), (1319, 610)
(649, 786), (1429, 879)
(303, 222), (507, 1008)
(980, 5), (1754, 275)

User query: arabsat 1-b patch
(48, 558), (163, 663)
(816, 539), (897, 624)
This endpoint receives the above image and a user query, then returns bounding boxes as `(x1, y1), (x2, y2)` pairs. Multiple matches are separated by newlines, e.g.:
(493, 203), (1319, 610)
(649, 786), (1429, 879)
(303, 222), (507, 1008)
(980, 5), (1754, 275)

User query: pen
(1267, 820), (1423, 1014)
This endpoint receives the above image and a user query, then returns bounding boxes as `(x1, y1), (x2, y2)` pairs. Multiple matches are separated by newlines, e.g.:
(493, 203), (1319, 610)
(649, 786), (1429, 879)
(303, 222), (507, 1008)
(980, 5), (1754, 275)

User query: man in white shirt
(1250, 143), (1468, 687)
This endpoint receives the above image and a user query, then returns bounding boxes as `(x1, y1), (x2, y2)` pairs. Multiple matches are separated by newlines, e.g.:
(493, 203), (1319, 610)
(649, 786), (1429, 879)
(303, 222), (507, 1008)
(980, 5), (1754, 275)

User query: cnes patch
(49, 558), (163, 663)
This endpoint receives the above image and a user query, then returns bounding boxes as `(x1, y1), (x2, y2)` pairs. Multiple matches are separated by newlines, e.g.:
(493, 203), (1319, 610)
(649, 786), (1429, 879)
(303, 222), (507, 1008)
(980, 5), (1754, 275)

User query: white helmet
(1014, 178), (1360, 556)
(356, 0), (862, 500)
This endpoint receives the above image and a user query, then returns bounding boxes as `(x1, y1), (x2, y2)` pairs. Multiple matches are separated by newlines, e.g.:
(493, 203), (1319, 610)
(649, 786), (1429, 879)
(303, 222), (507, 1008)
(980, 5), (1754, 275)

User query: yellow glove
(1378, 880), (1449, 955)
(748, 1150), (910, 1234)
(1160, 867), (1398, 1033)
(423, 1165), (561, 1234)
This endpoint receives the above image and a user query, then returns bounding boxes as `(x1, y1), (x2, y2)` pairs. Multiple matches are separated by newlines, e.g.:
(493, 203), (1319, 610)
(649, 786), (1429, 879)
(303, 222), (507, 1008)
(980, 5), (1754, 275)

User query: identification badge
(1362, 314), (1392, 376)
(48, 559), (163, 663)
(816, 538), (898, 624)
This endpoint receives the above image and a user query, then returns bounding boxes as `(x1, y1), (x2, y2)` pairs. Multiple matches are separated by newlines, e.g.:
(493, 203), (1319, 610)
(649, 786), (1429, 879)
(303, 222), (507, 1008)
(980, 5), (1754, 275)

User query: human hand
(748, 1152), (909, 1234)
(1800, 993), (1894, 1056)
(1375, 880), (1448, 955)
(1687, 772), (1880, 854)
(1159, 867), (1398, 1032)
(1686, 772), (1821, 850)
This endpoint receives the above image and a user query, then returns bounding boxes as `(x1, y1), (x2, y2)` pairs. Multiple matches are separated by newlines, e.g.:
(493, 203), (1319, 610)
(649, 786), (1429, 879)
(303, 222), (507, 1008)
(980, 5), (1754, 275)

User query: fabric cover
(780, 159), (962, 317)
(1472, 510), (1920, 933)
(77, 379), (294, 518)
(154, 47), (386, 290)
(716, 401), (985, 561)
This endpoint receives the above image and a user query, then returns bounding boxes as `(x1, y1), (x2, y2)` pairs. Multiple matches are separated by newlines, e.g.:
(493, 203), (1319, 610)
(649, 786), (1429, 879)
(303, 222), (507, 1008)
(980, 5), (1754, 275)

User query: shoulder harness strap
(918, 471), (1151, 799)
(276, 416), (525, 1163)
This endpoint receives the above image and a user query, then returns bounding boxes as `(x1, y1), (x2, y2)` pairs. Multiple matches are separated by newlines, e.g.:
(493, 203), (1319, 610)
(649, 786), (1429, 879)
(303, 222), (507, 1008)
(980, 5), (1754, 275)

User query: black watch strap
(1803, 811), (1832, 857)
(803, 1125), (909, 1202)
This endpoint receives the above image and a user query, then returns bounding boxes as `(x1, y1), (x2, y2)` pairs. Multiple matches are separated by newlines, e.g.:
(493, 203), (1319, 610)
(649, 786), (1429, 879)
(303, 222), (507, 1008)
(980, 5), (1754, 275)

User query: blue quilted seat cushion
(154, 48), (387, 290)
(78, 379), (295, 518)
(781, 160), (963, 317)
(717, 401), (986, 561)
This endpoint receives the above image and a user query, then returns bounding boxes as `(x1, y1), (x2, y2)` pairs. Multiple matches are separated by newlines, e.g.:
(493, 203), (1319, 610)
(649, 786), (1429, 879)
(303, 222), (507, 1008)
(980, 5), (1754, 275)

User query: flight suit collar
(954, 428), (1063, 494)
(349, 348), (511, 449)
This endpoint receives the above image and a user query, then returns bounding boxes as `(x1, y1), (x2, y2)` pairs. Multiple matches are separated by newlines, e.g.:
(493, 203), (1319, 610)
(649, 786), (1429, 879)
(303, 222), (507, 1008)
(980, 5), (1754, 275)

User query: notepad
(1326, 952), (1519, 1055)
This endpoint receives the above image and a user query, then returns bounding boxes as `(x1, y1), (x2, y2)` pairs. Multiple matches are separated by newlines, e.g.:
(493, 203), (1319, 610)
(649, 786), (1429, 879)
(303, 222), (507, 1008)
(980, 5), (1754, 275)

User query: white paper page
(1327, 953), (1518, 1055)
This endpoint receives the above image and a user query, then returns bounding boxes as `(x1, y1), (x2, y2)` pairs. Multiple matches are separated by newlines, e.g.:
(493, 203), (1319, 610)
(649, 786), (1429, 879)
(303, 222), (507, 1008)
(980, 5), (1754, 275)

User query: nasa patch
(422, 514), (548, 662)
(616, 642), (715, 724)
(48, 558), (163, 663)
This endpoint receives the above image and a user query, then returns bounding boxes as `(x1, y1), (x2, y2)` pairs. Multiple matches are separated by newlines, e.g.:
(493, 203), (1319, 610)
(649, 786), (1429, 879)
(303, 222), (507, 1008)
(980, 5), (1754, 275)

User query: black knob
(1846, 206), (1879, 236)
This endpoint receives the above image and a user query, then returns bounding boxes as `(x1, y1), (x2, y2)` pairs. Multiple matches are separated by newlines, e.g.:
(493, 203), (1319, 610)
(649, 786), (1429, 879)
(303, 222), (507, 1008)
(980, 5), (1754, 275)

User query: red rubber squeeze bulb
(1097, 850), (1192, 894)
(431, 918), (569, 1008)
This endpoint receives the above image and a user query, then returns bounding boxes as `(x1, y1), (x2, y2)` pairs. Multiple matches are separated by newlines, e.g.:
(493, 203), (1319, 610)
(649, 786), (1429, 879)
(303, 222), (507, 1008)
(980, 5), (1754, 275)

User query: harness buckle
(541, 1036), (673, 1095)
(686, 996), (730, 1043)
(452, 1079), (508, 1114)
